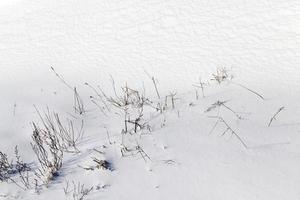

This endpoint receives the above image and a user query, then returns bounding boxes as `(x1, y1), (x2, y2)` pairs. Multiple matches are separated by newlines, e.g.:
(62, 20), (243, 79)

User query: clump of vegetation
(86, 79), (165, 162)
(33, 107), (84, 154)
(31, 122), (64, 185)
(64, 180), (94, 200)
(0, 146), (31, 190)
(211, 67), (233, 84)
(0, 150), (13, 182)
(2, 66), (276, 199)
(30, 107), (84, 185)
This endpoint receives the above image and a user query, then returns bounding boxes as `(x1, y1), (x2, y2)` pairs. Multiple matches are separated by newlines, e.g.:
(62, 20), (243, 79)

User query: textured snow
(0, 0), (300, 199)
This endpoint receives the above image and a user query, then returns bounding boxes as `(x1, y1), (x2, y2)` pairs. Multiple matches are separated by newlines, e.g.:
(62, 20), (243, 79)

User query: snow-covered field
(1, 0), (300, 199)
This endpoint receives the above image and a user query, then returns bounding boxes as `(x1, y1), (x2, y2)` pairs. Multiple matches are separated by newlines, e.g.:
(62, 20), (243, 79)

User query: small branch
(205, 100), (228, 113)
(144, 70), (160, 99)
(268, 106), (285, 127)
(205, 100), (242, 120)
(233, 82), (265, 100)
(50, 67), (73, 91)
(209, 116), (248, 149)
(74, 87), (85, 115)
(84, 82), (110, 112)
(152, 77), (160, 99)
(193, 77), (206, 98)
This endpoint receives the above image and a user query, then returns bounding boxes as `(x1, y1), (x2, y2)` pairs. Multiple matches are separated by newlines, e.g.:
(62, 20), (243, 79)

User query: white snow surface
(1, 0), (300, 199)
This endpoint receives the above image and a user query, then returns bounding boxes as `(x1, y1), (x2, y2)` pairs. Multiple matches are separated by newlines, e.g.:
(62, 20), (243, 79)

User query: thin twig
(233, 82), (265, 100)
(208, 116), (248, 149)
(268, 106), (285, 127)
(193, 77), (206, 98)
(50, 67), (73, 91)
(152, 77), (160, 99)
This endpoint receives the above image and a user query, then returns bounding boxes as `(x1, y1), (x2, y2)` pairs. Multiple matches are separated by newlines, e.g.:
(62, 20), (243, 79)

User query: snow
(0, 0), (21, 8)
(1, 0), (300, 199)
